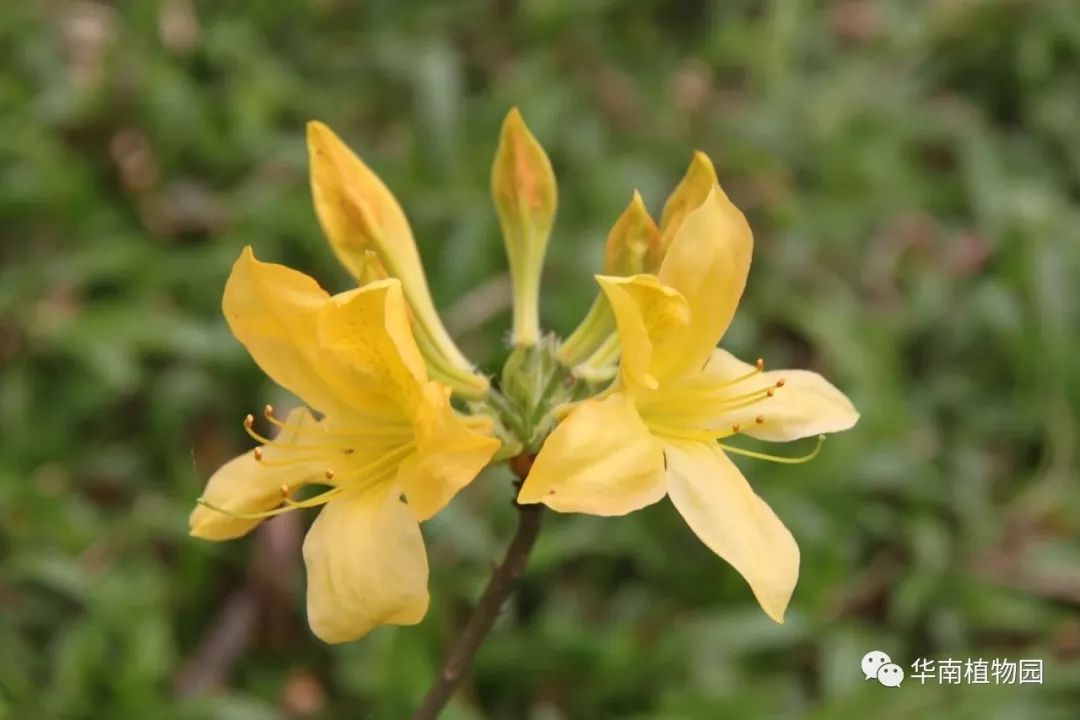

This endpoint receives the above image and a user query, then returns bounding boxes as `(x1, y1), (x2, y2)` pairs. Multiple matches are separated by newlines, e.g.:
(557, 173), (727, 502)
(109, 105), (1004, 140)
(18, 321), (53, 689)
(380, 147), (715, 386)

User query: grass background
(2, 0), (1079, 718)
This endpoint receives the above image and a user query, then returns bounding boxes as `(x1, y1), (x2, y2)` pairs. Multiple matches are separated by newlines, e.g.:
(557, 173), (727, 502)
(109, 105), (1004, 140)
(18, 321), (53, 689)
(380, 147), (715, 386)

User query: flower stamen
(261, 406), (411, 439)
(717, 435), (826, 464)
(196, 444), (413, 521)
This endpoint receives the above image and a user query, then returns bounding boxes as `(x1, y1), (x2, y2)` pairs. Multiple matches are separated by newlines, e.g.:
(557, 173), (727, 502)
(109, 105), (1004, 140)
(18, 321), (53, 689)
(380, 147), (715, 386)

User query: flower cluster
(191, 109), (858, 642)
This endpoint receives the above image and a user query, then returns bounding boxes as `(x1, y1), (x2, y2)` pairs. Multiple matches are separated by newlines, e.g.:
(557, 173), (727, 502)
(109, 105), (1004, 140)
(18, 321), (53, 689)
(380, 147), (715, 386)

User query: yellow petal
(303, 484), (429, 643)
(596, 274), (690, 391)
(491, 107), (557, 347)
(308, 121), (487, 396)
(653, 185), (753, 380)
(518, 393), (666, 516)
(681, 350), (860, 441)
(223, 248), (354, 416)
(397, 383), (501, 521)
(663, 441), (799, 623)
(747, 368), (859, 441)
(641, 349), (860, 442)
(317, 279), (427, 415)
(653, 151), (718, 270)
(189, 407), (324, 540)
(604, 191), (661, 276)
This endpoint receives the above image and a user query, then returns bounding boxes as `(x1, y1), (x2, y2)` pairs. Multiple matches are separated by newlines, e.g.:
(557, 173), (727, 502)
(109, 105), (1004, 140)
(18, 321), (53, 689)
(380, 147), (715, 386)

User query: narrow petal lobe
(664, 441), (799, 622)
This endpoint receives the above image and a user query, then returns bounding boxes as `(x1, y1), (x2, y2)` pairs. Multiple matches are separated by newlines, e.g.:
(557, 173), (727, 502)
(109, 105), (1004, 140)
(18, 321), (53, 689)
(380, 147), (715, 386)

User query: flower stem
(411, 457), (543, 720)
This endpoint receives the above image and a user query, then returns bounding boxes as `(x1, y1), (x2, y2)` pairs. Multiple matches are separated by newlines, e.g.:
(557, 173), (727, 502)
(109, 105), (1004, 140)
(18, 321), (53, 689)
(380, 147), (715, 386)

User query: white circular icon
(860, 650), (892, 680)
(876, 662), (904, 687)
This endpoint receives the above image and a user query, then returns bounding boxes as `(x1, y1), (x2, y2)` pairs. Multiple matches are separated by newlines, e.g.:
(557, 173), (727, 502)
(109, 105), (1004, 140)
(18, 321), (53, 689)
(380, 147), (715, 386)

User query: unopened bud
(560, 192), (659, 367)
(604, 191), (661, 276)
(307, 121), (488, 397)
(491, 108), (557, 347)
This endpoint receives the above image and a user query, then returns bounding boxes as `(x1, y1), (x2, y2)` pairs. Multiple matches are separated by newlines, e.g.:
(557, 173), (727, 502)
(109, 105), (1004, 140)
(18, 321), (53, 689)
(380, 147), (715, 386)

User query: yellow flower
(518, 184), (859, 623)
(189, 248), (500, 643)
(307, 121), (489, 398)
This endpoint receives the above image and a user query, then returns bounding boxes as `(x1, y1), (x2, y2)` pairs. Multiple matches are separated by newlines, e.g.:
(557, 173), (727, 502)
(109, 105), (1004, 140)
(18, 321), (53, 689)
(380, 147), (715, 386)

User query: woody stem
(411, 456), (543, 720)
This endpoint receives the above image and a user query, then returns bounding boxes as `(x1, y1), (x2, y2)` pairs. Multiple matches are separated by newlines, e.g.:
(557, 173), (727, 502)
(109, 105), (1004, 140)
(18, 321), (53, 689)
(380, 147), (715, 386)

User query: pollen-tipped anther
(324, 468), (335, 481)
(264, 404), (275, 418)
(755, 358), (765, 371)
(244, 414), (255, 429)
(732, 423), (741, 433)
(253, 447), (263, 461)
(776, 378), (786, 388)
(755, 415), (765, 424)
(766, 389), (775, 397)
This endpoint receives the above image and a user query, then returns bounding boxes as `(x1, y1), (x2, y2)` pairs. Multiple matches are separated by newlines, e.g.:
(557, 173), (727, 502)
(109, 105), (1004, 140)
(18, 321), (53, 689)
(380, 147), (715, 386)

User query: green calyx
(478, 336), (593, 454)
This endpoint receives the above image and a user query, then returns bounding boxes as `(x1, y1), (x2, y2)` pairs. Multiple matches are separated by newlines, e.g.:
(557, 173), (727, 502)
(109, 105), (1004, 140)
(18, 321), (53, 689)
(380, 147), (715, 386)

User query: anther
(756, 358), (765, 371)
(324, 468), (335, 481)
(767, 389), (775, 397)
(264, 404), (275, 418)
(776, 378), (786, 388)
(280, 484), (289, 497)
(244, 414), (255, 429)
(732, 423), (741, 433)
(253, 447), (263, 461)
(755, 415), (765, 424)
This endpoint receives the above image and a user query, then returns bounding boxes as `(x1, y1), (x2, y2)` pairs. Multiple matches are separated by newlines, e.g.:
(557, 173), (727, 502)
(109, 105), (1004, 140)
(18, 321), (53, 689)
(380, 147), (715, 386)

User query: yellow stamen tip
(776, 378), (786, 387)
(767, 389), (775, 397)
(755, 357), (765, 371)
(755, 415), (765, 424)
(244, 414), (255, 428)
(732, 423), (740, 433)
(253, 447), (263, 461)
(280, 484), (289, 497)
(324, 468), (335, 480)
(264, 404), (275, 417)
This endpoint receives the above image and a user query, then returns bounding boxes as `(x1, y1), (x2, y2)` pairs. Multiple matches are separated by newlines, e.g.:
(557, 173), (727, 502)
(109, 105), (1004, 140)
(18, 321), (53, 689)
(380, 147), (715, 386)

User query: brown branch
(412, 458), (542, 720)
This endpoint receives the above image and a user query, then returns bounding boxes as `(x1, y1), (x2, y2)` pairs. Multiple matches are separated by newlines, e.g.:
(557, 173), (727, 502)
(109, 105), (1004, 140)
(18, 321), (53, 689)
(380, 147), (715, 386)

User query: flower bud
(558, 192), (659, 369)
(604, 190), (661, 276)
(307, 121), (488, 397)
(491, 108), (557, 348)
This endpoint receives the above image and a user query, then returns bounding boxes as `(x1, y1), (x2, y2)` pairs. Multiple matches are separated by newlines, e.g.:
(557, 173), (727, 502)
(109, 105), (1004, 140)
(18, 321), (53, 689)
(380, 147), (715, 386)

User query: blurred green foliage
(2, 0), (1079, 718)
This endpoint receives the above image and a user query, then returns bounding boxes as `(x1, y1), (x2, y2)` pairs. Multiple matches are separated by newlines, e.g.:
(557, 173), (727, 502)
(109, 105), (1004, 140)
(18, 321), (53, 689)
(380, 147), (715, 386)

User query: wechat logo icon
(862, 650), (904, 686)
